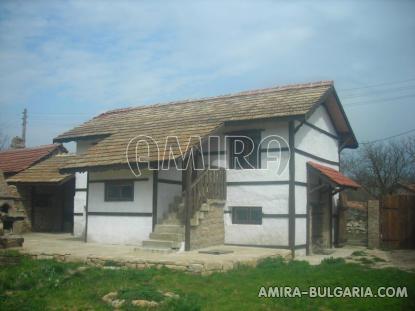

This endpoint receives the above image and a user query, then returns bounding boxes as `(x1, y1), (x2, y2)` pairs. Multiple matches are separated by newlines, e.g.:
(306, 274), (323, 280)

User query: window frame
(228, 130), (261, 169)
(104, 180), (135, 202)
(231, 206), (262, 225)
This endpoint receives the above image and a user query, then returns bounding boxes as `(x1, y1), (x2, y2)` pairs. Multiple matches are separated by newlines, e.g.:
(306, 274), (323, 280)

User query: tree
(341, 136), (415, 198)
(0, 130), (8, 151)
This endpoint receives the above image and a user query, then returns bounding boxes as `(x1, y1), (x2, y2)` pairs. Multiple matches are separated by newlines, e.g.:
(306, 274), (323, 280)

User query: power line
(340, 78), (415, 92)
(360, 128), (415, 144)
(341, 85), (415, 99)
(344, 93), (415, 107)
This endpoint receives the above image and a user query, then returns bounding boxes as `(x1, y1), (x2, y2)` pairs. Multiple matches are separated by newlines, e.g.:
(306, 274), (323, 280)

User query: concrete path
(16, 233), (291, 274)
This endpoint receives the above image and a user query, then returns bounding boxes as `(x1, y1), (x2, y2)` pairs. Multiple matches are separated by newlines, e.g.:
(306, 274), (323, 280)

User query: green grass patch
(0, 251), (414, 310)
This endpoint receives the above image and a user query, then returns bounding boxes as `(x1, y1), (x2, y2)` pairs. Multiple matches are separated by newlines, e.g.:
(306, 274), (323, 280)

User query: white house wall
(73, 172), (87, 238)
(293, 104), (340, 252)
(201, 120), (292, 247)
(87, 216), (152, 245)
(86, 169), (153, 245)
(157, 166), (182, 222)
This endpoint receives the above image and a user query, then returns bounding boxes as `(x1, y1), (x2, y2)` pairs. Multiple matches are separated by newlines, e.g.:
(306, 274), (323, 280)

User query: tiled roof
(7, 154), (75, 184)
(54, 81), (356, 171)
(308, 161), (360, 189)
(0, 144), (66, 174)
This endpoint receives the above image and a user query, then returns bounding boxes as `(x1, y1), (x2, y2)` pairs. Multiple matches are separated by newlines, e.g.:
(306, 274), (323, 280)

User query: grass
(351, 250), (367, 257)
(0, 251), (414, 310)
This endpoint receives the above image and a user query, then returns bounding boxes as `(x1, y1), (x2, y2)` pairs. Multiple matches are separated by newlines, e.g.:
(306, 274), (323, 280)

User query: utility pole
(22, 108), (27, 147)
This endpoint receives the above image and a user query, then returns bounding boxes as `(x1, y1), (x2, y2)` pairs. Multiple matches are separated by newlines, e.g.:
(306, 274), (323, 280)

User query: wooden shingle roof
(54, 81), (357, 171)
(0, 144), (66, 174)
(7, 154), (75, 184)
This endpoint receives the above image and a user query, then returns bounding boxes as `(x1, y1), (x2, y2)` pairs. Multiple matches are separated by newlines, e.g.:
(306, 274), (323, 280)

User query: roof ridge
(95, 80), (334, 119)
(0, 143), (60, 154)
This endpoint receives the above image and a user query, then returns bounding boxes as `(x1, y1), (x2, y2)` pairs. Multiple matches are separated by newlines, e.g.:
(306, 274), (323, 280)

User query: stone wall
(190, 200), (225, 250)
(345, 201), (368, 246)
(367, 200), (380, 249)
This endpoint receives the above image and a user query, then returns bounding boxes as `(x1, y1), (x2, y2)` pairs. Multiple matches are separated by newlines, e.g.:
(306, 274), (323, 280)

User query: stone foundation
(190, 200), (225, 250)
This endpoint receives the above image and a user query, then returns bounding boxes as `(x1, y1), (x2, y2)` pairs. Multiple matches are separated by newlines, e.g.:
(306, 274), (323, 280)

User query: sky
(0, 0), (415, 150)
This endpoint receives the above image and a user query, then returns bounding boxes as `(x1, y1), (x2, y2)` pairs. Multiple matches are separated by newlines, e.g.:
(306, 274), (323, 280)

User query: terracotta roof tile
(7, 154), (74, 184)
(0, 144), (65, 174)
(308, 161), (360, 189)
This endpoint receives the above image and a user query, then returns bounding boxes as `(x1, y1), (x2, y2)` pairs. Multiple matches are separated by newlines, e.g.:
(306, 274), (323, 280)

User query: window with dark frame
(232, 206), (262, 225)
(105, 181), (134, 202)
(228, 130), (261, 169)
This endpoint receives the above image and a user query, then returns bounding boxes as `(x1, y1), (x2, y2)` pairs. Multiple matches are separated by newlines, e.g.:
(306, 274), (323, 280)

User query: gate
(381, 195), (415, 249)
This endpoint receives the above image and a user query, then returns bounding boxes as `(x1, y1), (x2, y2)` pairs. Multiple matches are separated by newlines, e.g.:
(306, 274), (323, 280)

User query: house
(0, 145), (75, 232)
(0, 143), (66, 178)
(54, 80), (359, 256)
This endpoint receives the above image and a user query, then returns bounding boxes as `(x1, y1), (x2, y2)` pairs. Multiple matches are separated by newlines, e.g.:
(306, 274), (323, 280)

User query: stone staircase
(141, 195), (185, 252)
(141, 196), (223, 252)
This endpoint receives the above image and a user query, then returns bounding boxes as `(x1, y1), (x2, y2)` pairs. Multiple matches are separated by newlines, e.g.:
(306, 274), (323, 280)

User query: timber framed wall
(294, 104), (340, 256)
(85, 168), (153, 245)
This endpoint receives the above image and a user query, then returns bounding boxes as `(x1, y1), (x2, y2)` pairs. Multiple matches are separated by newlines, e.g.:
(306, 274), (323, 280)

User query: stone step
(142, 239), (181, 249)
(154, 224), (184, 234)
(149, 232), (184, 242)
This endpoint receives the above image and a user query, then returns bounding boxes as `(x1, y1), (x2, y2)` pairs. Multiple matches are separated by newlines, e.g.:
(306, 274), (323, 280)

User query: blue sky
(1, 0), (415, 149)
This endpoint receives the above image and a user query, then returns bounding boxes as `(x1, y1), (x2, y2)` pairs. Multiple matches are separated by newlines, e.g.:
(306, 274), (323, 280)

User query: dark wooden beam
(288, 120), (296, 258)
(84, 172), (90, 243)
(184, 153), (193, 251)
(152, 170), (158, 230)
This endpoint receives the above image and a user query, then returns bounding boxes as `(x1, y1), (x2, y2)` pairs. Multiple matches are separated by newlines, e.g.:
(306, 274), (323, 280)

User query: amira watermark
(125, 134), (290, 177)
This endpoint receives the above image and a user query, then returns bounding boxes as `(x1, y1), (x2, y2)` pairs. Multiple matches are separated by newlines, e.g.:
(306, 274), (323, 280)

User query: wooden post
(184, 153), (193, 251)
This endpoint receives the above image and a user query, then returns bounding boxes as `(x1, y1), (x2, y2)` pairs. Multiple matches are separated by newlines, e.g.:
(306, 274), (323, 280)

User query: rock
(102, 292), (118, 304)
(163, 291), (180, 299)
(111, 299), (125, 308)
(131, 300), (159, 308)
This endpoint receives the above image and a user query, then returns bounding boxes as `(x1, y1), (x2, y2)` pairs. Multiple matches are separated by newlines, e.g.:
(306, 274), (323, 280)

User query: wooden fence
(381, 195), (415, 249)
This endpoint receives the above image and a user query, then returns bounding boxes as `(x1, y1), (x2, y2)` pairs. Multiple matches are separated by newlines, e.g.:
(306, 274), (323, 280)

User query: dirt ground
(296, 246), (415, 272)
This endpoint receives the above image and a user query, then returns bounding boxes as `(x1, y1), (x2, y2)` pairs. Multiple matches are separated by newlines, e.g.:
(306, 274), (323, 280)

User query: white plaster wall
(88, 179), (153, 213)
(226, 184), (289, 214)
(76, 139), (99, 155)
(86, 168), (153, 244)
(157, 183), (181, 221)
(295, 186), (307, 214)
(208, 120), (291, 247)
(157, 166), (182, 222)
(73, 172), (87, 238)
(307, 105), (337, 134)
(87, 216), (152, 245)
(295, 127), (338, 162)
(293, 104), (340, 249)
(75, 172), (87, 189)
(295, 153), (339, 183)
(295, 218), (307, 245)
(225, 216), (289, 246)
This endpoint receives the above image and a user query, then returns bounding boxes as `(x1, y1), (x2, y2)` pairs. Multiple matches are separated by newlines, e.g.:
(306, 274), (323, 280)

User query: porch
(17, 232), (291, 274)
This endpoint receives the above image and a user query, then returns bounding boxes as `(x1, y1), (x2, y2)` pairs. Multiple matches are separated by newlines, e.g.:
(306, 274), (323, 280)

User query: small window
(228, 131), (261, 169)
(105, 181), (134, 201)
(232, 206), (262, 225)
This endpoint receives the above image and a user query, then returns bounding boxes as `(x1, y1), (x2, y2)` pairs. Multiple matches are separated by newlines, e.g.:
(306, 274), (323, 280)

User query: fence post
(367, 200), (380, 249)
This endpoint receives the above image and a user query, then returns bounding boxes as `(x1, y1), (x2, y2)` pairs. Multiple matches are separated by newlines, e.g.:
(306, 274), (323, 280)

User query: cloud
(0, 0), (415, 146)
